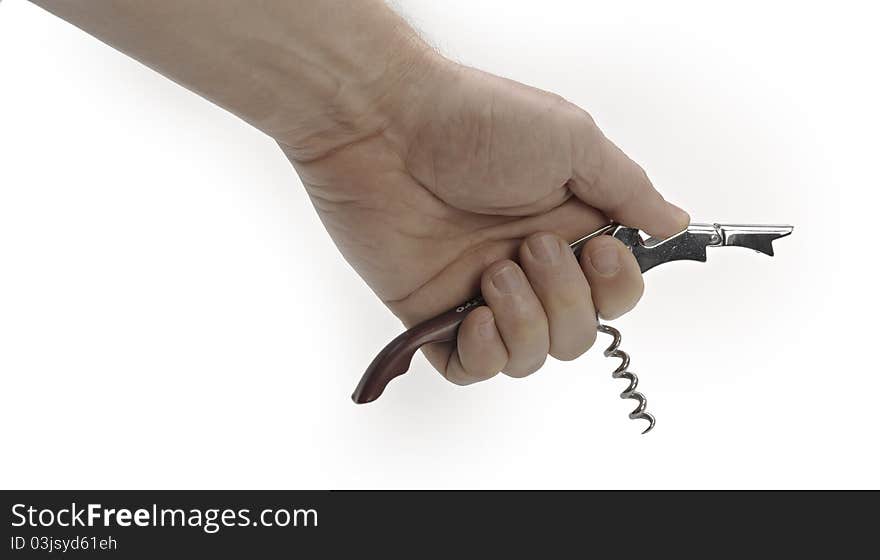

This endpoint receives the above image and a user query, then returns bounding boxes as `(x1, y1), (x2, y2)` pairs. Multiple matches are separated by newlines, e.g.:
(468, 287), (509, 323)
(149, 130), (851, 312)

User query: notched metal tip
(718, 224), (794, 257)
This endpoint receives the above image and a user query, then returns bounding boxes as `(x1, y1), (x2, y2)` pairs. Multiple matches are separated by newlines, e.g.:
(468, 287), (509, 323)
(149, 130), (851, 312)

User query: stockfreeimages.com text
(11, 503), (317, 534)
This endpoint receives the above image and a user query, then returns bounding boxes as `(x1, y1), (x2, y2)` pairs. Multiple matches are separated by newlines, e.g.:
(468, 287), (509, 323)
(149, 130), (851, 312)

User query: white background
(1, 0), (877, 488)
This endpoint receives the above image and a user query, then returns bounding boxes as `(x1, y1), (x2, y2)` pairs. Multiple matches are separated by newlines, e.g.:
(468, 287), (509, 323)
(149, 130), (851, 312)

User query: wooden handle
(351, 297), (484, 403)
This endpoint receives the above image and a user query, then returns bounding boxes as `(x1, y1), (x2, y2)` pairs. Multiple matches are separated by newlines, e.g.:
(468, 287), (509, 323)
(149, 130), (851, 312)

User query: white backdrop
(1, 0), (877, 488)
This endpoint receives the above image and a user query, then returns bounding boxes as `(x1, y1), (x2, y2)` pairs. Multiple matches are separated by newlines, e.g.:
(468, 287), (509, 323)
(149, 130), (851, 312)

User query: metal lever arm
(615, 223), (793, 273)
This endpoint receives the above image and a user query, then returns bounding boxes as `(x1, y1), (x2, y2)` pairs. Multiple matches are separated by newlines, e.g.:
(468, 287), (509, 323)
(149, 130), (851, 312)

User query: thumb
(564, 105), (690, 238)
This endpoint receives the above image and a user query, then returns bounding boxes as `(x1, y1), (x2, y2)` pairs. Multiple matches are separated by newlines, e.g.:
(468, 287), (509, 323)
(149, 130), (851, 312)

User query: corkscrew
(352, 222), (793, 433)
(598, 324), (654, 433)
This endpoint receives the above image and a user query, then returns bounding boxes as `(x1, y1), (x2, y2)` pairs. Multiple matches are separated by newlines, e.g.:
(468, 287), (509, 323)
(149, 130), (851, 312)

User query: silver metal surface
(598, 324), (655, 434)
(574, 221), (793, 433)
(612, 223), (794, 273)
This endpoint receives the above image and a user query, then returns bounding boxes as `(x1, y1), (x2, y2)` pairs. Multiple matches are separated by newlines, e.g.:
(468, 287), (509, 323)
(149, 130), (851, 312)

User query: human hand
(28, 0), (688, 385)
(285, 52), (689, 385)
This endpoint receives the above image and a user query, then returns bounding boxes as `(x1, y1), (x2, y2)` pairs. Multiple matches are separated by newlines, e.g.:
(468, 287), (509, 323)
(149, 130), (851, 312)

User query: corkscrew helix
(597, 324), (655, 434)
(352, 222), (793, 433)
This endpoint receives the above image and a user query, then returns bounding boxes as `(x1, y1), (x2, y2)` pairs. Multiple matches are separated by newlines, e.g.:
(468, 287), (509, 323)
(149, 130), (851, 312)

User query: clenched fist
(286, 52), (688, 384)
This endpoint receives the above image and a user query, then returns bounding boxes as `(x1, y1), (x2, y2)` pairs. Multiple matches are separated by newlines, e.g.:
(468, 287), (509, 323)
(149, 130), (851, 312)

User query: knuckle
(507, 309), (547, 338)
(445, 366), (490, 386)
(503, 356), (547, 378)
(570, 114), (604, 186)
(598, 306), (621, 321)
(632, 280), (646, 305)
(552, 289), (584, 311)
(446, 374), (473, 386)
(442, 366), (465, 385)
(639, 165), (651, 185)
(598, 292), (641, 320)
(552, 325), (597, 361)
(632, 160), (653, 188)
(577, 109), (600, 136)
(585, 322), (599, 347)
(622, 277), (646, 310)
(545, 91), (569, 108)
(550, 345), (586, 362)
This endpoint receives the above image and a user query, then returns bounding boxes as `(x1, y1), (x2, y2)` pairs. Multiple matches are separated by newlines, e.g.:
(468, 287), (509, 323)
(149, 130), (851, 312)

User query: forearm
(31, 0), (437, 160)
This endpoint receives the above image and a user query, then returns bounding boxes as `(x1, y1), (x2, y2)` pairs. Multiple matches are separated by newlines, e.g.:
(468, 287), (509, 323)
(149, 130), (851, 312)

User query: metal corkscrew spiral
(597, 324), (655, 434)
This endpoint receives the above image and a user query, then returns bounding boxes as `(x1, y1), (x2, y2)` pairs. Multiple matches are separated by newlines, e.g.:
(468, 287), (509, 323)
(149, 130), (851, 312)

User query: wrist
(273, 8), (448, 163)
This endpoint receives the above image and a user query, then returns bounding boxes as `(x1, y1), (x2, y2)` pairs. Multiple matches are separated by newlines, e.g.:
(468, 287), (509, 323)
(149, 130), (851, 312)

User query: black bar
(1, 490), (876, 557)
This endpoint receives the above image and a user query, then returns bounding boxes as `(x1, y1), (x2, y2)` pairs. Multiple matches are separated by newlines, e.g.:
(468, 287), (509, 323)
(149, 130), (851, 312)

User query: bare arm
(31, 0), (436, 160)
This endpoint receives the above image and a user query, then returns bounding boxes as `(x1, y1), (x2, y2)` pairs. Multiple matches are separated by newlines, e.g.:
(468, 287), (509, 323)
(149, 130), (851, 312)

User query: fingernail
(491, 264), (521, 294)
(526, 233), (560, 264)
(588, 246), (620, 276)
(478, 316), (496, 340)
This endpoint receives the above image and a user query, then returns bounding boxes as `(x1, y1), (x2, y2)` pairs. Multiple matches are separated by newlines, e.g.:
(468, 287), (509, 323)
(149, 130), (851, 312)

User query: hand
(32, 0), (688, 385)
(285, 53), (689, 384)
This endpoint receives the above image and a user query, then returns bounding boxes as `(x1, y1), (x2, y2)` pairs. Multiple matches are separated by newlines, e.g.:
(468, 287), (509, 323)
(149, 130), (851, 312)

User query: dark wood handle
(351, 297), (484, 403)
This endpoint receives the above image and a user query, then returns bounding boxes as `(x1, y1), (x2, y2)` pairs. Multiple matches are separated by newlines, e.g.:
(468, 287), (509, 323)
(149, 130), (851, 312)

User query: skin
(31, 0), (689, 386)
